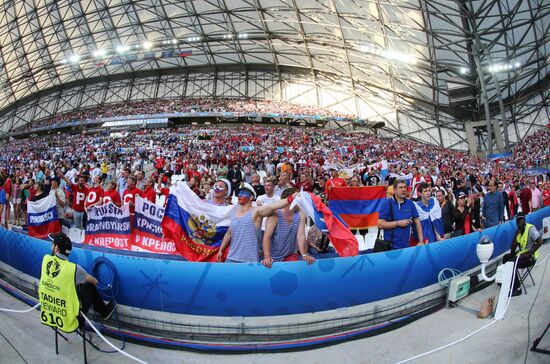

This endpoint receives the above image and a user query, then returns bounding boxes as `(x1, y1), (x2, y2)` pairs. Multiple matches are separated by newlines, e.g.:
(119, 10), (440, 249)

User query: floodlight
(117, 45), (130, 53)
(93, 49), (106, 57)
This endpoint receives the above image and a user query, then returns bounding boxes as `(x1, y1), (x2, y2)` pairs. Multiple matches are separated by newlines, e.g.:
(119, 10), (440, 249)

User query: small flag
(26, 194), (61, 238)
(177, 50), (193, 57)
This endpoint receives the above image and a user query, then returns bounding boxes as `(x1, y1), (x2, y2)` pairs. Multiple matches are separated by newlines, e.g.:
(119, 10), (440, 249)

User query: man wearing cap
(217, 182), (298, 263)
(39, 233), (115, 333)
(502, 213), (543, 296)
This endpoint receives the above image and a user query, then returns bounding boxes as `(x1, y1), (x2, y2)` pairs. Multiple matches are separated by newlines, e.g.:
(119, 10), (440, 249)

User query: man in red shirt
(410, 166), (424, 200)
(186, 164), (202, 183)
(58, 171), (88, 229)
(141, 177), (157, 204)
(85, 176), (104, 211)
(103, 181), (121, 207)
(155, 156), (165, 174)
(123, 176), (141, 213)
(519, 184), (532, 214)
(542, 181), (550, 207)
(324, 168), (347, 198)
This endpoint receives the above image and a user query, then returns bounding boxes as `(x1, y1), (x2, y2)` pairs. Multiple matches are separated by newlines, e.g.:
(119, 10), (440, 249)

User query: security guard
(39, 233), (115, 333)
(502, 212), (543, 296)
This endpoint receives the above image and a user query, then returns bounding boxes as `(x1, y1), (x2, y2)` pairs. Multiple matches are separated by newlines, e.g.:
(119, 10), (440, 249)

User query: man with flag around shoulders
(413, 182), (444, 244)
(217, 183), (314, 263)
(39, 232), (116, 333)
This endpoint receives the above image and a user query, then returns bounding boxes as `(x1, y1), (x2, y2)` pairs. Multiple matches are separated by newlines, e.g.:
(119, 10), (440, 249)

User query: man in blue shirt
(378, 179), (424, 249)
(482, 179), (504, 228)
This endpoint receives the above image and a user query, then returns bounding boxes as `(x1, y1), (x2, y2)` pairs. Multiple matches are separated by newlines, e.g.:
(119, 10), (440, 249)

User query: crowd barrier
(1, 207), (548, 317)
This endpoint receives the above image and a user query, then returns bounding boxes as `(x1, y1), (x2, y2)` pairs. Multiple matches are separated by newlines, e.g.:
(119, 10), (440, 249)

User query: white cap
(239, 182), (257, 199)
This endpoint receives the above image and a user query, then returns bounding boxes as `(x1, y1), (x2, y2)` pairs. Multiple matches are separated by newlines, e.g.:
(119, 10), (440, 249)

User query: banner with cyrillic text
(132, 196), (176, 254)
(84, 203), (131, 250)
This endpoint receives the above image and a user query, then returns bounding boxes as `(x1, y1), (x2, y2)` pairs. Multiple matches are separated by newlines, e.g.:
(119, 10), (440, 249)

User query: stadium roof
(0, 0), (548, 150)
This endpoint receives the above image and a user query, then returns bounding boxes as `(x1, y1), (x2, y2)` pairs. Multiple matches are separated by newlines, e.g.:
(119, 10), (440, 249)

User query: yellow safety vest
(38, 255), (80, 333)
(517, 223), (539, 260)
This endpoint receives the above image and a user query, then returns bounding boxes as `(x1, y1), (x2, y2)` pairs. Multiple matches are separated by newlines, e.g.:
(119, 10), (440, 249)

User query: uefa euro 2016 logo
(46, 260), (61, 278)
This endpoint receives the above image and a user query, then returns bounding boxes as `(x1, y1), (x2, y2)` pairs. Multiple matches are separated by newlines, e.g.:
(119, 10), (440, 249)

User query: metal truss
(0, 0), (548, 151)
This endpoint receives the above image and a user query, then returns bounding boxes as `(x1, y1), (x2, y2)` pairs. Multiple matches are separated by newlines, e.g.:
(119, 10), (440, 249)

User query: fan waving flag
(161, 182), (234, 262)
(291, 192), (358, 257)
(328, 186), (386, 229)
(26, 194), (61, 238)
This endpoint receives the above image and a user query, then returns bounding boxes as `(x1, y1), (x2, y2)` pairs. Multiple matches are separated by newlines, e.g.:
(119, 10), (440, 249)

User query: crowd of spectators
(510, 127), (550, 168)
(0, 123), (548, 254)
(12, 98), (360, 133)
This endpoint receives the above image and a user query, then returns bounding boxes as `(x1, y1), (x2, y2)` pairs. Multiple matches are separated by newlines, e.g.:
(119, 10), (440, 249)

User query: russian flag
(291, 192), (358, 257)
(177, 49), (193, 57)
(27, 194), (61, 238)
(161, 182), (233, 262)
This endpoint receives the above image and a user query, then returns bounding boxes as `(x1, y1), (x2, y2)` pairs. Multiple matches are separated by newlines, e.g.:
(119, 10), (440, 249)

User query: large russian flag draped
(84, 203), (132, 250)
(133, 196), (176, 254)
(161, 182), (234, 262)
(291, 192), (358, 257)
(26, 195), (61, 238)
(328, 186), (386, 229)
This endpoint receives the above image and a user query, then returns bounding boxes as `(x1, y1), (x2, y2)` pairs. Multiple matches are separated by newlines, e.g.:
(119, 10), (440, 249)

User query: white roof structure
(0, 0), (548, 150)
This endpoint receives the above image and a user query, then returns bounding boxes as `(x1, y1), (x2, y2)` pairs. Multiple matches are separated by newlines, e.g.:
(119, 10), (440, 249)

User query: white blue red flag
(413, 197), (443, 244)
(161, 182), (233, 262)
(291, 192), (358, 257)
(132, 196), (176, 254)
(26, 194), (61, 238)
(84, 203), (131, 250)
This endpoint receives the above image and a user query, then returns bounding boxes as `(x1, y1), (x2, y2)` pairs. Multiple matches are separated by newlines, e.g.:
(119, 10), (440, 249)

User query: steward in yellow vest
(502, 212), (543, 296)
(39, 233), (116, 332)
(39, 253), (80, 333)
